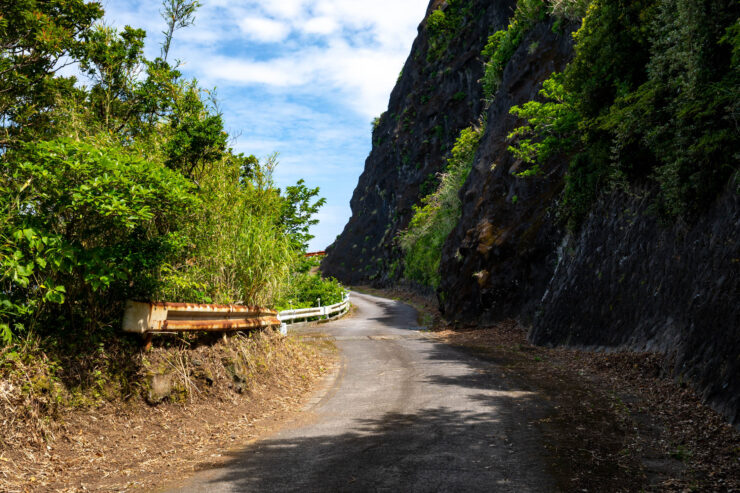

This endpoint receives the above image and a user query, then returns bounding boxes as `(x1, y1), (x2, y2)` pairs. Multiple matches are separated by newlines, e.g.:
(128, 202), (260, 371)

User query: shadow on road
(186, 338), (555, 492)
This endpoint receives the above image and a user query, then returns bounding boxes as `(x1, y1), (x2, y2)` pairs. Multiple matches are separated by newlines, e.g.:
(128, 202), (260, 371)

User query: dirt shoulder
(357, 286), (740, 492)
(0, 331), (337, 492)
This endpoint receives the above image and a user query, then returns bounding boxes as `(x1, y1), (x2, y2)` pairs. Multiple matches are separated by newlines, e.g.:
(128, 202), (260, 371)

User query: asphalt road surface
(171, 291), (554, 492)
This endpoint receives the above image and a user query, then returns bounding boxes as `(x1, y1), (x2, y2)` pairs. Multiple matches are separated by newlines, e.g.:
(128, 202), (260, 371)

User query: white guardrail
(278, 292), (350, 329)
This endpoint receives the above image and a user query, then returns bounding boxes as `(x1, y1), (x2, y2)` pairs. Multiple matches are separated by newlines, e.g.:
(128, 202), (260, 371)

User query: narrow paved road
(171, 292), (554, 492)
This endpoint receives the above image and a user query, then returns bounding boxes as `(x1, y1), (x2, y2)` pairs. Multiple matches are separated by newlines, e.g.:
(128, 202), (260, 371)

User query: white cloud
(104, 0), (427, 118)
(238, 16), (291, 43)
(201, 56), (306, 86)
(258, 0), (308, 19)
(301, 16), (338, 35)
(102, 0), (429, 249)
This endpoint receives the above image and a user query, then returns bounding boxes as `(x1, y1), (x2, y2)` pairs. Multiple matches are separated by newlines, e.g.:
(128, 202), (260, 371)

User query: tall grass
(156, 154), (297, 306)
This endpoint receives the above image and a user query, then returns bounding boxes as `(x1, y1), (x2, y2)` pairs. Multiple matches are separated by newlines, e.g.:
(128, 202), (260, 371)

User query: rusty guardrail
(304, 251), (326, 258)
(123, 301), (281, 348)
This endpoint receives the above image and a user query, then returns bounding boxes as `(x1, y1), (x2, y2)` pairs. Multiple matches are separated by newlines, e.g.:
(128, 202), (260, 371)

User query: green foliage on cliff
(481, 0), (596, 101)
(548, 0), (590, 20)
(507, 0), (739, 227)
(426, 0), (474, 62)
(481, 0), (548, 100)
(0, 1), (326, 344)
(398, 125), (484, 288)
(508, 73), (579, 171)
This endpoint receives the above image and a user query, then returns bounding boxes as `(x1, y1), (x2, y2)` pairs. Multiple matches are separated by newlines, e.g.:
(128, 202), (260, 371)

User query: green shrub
(275, 273), (345, 311)
(481, 0), (595, 101)
(0, 0), (326, 348)
(507, 73), (580, 172)
(426, 0), (474, 62)
(452, 91), (467, 101)
(1, 138), (196, 341)
(548, 0), (591, 20)
(156, 154), (298, 307)
(481, 0), (547, 100)
(506, 0), (739, 227)
(398, 125), (484, 288)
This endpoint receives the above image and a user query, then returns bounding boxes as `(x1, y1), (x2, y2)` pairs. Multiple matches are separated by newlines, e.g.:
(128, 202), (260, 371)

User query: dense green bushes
(398, 125), (484, 288)
(0, 1), (329, 344)
(1, 138), (196, 342)
(276, 274), (345, 311)
(155, 154), (298, 307)
(506, 0), (740, 226)
(508, 73), (579, 176)
(480, 0), (596, 101)
(275, 256), (345, 310)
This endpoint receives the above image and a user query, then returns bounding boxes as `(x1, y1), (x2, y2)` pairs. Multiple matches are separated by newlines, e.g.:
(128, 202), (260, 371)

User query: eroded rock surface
(322, 0), (514, 284)
(531, 188), (740, 425)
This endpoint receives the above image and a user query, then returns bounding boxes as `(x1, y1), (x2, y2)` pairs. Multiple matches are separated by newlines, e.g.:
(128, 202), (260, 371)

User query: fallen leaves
(0, 333), (336, 492)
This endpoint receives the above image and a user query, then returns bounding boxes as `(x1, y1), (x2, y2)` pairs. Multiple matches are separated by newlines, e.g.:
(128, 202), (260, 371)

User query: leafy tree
(1, 138), (196, 337)
(78, 25), (146, 129)
(164, 82), (227, 178)
(279, 179), (327, 251)
(0, 0), (104, 146)
(237, 153), (259, 183)
(0, 0), (334, 345)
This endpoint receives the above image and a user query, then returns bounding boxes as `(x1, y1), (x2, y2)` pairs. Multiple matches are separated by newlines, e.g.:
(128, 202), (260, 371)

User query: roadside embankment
(0, 330), (336, 492)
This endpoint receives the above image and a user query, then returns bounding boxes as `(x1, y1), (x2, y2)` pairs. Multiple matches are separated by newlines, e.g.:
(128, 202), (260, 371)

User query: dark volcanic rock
(438, 20), (575, 323)
(322, 0), (515, 285)
(532, 188), (740, 425)
(325, 0), (739, 425)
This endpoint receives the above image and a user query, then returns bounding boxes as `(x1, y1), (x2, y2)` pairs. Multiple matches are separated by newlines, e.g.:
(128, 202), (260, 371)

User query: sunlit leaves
(0, 138), (197, 341)
(398, 125), (484, 288)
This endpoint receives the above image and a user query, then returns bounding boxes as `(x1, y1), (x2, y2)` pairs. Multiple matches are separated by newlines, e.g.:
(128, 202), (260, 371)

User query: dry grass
(0, 335), (67, 454)
(0, 329), (336, 492)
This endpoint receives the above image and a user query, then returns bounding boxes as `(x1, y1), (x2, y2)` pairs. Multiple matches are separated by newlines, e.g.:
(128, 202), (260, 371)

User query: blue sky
(100, 0), (430, 251)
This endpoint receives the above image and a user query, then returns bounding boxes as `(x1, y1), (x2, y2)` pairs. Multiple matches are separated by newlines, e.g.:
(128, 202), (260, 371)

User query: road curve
(170, 291), (555, 492)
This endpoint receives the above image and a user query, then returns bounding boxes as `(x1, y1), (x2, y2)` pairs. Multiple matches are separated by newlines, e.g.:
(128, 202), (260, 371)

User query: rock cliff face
(438, 20), (574, 323)
(325, 1), (739, 424)
(322, 0), (514, 284)
(531, 188), (740, 424)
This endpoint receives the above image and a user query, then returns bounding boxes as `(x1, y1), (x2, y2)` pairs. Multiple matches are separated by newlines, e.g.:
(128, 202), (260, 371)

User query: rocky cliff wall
(531, 187), (740, 425)
(325, 1), (739, 425)
(322, 0), (514, 284)
(438, 20), (575, 323)
(435, 16), (739, 422)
